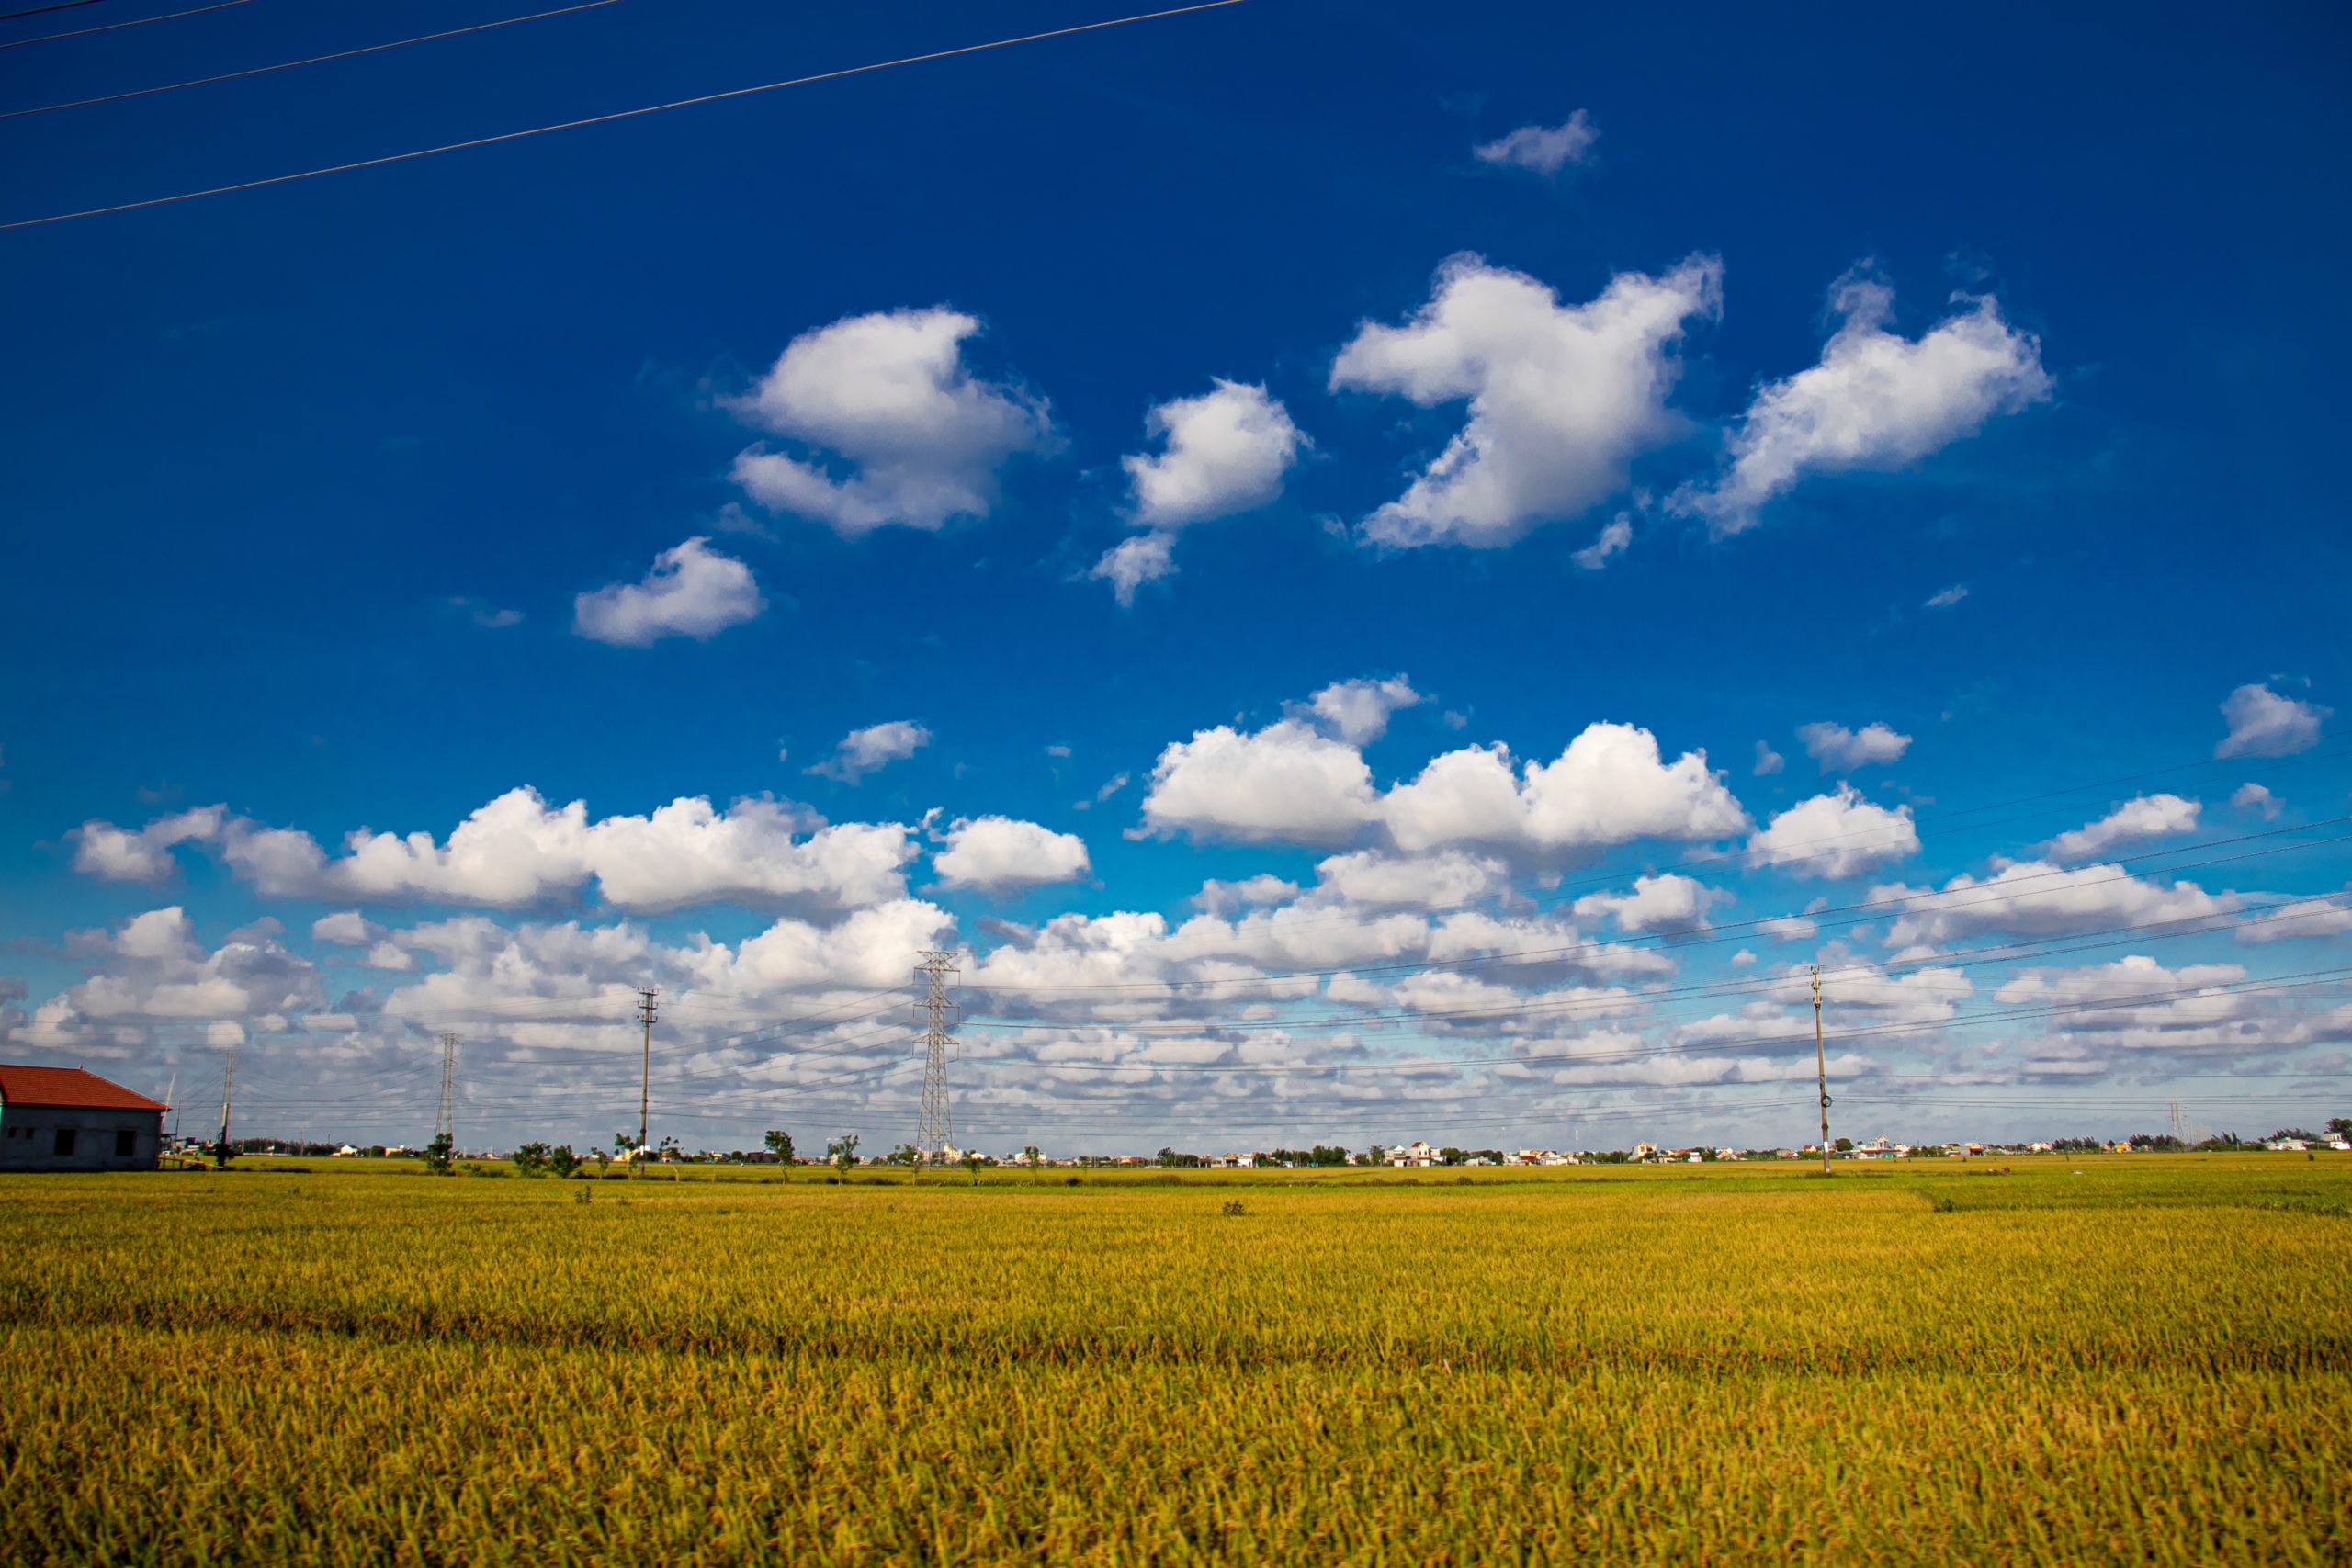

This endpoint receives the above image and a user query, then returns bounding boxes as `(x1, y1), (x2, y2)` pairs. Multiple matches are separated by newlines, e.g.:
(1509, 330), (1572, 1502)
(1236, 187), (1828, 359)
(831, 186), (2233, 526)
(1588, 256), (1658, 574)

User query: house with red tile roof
(0, 1065), (168, 1172)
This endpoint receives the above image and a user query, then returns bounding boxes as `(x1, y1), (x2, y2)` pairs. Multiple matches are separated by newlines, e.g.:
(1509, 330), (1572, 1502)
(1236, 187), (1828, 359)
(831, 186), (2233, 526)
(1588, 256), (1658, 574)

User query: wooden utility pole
(1812, 965), (1832, 1176)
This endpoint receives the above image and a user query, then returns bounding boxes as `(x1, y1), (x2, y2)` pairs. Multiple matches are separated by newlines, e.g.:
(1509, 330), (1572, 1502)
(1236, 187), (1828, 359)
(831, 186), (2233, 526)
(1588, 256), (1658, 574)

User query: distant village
(185, 1122), (2352, 1170)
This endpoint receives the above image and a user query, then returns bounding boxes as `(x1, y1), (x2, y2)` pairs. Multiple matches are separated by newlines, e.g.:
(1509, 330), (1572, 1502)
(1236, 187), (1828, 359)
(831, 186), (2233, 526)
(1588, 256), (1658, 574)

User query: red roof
(0, 1065), (168, 1112)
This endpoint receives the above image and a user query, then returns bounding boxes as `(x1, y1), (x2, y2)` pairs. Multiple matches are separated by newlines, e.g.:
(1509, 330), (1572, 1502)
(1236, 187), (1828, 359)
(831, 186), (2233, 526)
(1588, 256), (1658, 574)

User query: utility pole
(216, 1042), (235, 1157)
(637, 987), (658, 1153)
(914, 950), (959, 1168)
(436, 1032), (460, 1148)
(1812, 965), (1832, 1176)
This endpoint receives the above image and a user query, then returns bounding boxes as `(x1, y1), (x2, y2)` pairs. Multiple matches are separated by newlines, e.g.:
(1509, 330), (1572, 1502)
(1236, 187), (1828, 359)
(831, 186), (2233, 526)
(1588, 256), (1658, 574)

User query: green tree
(1833, 1137), (1853, 1154)
(887, 1143), (922, 1168)
(1023, 1145), (1042, 1167)
(424, 1132), (455, 1176)
(511, 1142), (549, 1178)
(763, 1129), (795, 1164)
(827, 1134), (860, 1172)
(547, 1145), (581, 1179)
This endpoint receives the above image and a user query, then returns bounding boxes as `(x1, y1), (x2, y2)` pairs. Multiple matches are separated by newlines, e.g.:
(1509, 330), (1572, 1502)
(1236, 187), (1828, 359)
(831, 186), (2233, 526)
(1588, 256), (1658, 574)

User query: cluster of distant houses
(994, 1132), (2352, 1168)
(9, 1063), (2346, 1172)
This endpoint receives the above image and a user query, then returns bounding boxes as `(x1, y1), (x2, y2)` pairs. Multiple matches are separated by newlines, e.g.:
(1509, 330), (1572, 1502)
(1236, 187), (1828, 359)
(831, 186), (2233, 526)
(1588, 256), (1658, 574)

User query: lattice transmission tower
(915, 950), (960, 1164)
(436, 1032), (460, 1146)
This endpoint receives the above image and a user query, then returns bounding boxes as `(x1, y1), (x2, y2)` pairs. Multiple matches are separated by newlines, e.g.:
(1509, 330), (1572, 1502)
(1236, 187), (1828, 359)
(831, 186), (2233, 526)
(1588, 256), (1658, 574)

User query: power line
(0, 0), (104, 23)
(939, 1066), (2348, 1129)
(184, 890), (2352, 1123)
(966, 816), (2352, 1000)
(445, 966), (2344, 1133)
(956, 969), (2352, 1078)
(2, 0), (624, 120)
(963, 862), (2352, 1041)
(0, 0), (244, 49)
(0, 0), (1253, 229)
(1075, 743), (2352, 953)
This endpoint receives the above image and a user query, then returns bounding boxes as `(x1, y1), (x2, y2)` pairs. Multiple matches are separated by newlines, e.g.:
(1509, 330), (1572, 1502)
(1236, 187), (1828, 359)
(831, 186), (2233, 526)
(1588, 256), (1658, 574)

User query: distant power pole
(436, 1032), (460, 1147)
(2168, 1097), (2186, 1144)
(637, 987), (658, 1151)
(914, 950), (959, 1166)
(1812, 965), (1832, 1177)
(216, 1041), (236, 1156)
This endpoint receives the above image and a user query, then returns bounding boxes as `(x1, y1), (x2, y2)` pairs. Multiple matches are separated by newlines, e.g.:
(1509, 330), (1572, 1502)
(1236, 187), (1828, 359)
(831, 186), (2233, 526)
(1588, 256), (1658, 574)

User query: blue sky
(4, 0), (2347, 1155)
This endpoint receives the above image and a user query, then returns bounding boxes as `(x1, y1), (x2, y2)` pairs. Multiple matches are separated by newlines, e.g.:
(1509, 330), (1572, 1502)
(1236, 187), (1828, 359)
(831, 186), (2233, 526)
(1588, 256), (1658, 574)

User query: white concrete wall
(0, 1106), (163, 1171)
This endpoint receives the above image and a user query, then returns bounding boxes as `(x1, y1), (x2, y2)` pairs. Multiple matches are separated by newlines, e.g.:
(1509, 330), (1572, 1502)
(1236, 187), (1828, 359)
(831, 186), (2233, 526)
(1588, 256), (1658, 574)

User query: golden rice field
(3, 1155), (2347, 1565)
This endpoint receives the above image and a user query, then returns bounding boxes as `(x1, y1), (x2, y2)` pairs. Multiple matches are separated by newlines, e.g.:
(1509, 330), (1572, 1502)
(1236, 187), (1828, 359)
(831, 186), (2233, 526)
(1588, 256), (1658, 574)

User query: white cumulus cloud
(2216, 682), (2326, 759)
(572, 537), (763, 647)
(1124, 379), (1304, 530)
(68, 806), (224, 883)
(1473, 111), (1599, 175)
(807, 721), (931, 784)
(131, 790), (920, 915)
(1571, 513), (1632, 570)
(1139, 719), (1379, 845)
(1573, 874), (1721, 933)
(1089, 531), (1177, 608)
(1312, 850), (1511, 910)
(1330, 253), (1721, 547)
(729, 307), (1053, 535)
(30, 907), (323, 1045)
(933, 816), (1091, 893)
(1874, 862), (2233, 949)
(1748, 785), (1919, 879)
(2231, 782), (2282, 819)
(1094, 380), (1305, 606)
(1675, 270), (2052, 535)
(1382, 723), (1748, 856)
(310, 910), (379, 947)
(2235, 895), (2352, 944)
(1306, 676), (1421, 745)
(2041, 794), (2200, 863)
(1796, 720), (1911, 773)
